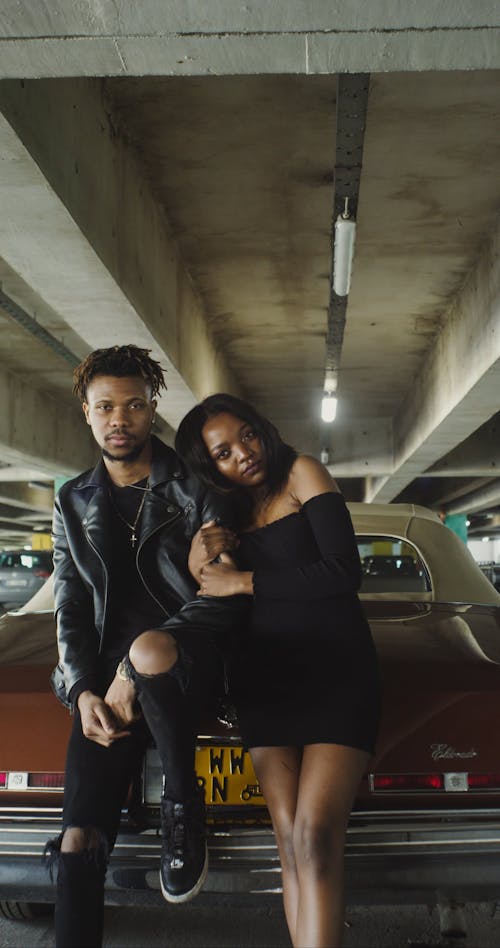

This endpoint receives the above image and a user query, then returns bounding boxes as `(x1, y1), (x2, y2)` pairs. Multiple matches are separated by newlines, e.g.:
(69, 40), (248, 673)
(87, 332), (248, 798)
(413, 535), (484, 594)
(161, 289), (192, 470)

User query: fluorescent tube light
(321, 395), (337, 423)
(333, 214), (356, 296)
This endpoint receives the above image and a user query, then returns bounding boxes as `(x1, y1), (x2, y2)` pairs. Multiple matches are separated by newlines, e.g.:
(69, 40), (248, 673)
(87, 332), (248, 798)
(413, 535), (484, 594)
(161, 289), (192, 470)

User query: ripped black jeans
(46, 632), (224, 948)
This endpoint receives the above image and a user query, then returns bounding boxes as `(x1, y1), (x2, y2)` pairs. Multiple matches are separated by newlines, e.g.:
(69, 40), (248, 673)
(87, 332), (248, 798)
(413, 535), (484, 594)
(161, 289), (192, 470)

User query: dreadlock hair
(72, 345), (167, 402)
(175, 393), (297, 527)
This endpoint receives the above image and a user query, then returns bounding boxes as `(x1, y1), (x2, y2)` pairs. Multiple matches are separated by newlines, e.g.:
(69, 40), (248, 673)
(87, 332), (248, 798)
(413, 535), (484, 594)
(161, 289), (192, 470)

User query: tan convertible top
(0, 574), (57, 665)
(1, 503), (498, 666)
(349, 502), (500, 606)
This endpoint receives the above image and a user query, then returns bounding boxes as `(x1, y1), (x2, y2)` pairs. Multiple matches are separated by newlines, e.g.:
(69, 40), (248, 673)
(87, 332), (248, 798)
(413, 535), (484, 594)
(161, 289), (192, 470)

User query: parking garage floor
(2, 900), (500, 947)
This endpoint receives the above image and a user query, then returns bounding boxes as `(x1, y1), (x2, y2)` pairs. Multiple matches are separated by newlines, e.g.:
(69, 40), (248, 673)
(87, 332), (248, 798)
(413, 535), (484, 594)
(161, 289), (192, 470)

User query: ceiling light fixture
(333, 198), (356, 296)
(321, 393), (338, 423)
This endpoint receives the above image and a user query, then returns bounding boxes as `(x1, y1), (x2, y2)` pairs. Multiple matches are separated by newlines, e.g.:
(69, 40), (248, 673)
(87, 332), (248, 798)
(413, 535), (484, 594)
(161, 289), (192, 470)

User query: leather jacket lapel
(139, 490), (183, 547)
(83, 487), (112, 566)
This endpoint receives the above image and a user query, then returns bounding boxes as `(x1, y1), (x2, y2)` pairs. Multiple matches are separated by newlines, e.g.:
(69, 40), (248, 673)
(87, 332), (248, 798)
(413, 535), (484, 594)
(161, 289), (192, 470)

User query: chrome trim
(196, 735), (243, 744)
(0, 786), (64, 793)
(4, 808), (500, 835)
(3, 807), (500, 901)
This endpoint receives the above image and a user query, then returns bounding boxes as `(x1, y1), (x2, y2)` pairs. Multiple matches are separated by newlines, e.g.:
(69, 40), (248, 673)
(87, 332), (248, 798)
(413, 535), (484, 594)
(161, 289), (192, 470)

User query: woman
(175, 394), (379, 948)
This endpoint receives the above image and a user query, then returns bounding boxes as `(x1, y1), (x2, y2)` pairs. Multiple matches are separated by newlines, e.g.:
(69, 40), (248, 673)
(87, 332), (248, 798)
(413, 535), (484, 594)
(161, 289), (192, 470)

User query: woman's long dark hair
(175, 393), (297, 523)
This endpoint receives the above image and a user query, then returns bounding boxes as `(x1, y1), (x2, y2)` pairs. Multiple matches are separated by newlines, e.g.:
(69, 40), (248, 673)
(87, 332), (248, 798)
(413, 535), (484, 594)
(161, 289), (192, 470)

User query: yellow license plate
(144, 745), (265, 807)
(195, 744), (264, 806)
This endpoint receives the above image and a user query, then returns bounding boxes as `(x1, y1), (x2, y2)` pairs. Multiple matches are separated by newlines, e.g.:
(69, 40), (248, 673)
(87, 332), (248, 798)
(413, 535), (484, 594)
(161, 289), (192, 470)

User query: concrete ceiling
(0, 3), (499, 545)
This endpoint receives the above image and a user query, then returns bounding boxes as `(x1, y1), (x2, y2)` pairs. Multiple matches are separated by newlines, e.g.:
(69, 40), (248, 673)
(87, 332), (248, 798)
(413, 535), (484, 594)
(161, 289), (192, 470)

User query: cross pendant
(131, 532), (137, 548)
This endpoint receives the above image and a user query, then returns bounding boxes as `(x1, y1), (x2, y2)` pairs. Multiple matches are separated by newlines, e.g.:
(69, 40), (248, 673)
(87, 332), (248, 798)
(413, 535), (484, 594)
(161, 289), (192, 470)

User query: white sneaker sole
(160, 843), (208, 904)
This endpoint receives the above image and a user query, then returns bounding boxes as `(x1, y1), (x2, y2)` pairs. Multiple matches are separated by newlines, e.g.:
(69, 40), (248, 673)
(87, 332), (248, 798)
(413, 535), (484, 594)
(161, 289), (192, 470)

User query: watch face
(117, 660), (130, 681)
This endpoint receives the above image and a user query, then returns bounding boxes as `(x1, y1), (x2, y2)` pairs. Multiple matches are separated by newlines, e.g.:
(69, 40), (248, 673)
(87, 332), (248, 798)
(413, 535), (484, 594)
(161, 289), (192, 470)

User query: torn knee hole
(60, 825), (107, 853)
(129, 630), (178, 675)
(43, 827), (108, 881)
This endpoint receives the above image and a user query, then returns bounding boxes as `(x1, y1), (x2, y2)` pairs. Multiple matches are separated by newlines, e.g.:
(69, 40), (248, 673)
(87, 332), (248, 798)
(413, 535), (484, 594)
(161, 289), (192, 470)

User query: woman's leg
(250, 746), (302, 942)
(293, 743), (369, 948)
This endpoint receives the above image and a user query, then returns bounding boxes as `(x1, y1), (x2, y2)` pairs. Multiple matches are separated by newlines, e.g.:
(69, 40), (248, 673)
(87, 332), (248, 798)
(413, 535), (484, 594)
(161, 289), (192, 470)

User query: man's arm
(52, 492), (99, 703)
(156, 484), (250, 639)
(53, 492), (130, 744)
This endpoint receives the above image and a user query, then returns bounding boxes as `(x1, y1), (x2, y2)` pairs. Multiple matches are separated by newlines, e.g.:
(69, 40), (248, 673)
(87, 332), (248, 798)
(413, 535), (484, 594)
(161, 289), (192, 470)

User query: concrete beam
(424, 413), (500, 477)
(323, 417), (393, 478)
(446, 480), (500, 516)
(0, 81), (239, 431)
(429, 477), (493, 508)
(0, 519), (40, 534)
(0, 482), (53, 514)
(0, 505), (51, 528)
(0, 465), (53, 483)
(0, 364), (95, 476)
(365, 213), (500, 503)
(0, 2), (499, 78)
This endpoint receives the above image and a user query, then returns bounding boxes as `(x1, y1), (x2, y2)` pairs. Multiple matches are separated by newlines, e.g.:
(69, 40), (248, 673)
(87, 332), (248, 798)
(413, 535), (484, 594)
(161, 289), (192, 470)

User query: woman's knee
(271, 814), (296, 874)
(129, 629), (178, 675)
(293, 817), (346, 876)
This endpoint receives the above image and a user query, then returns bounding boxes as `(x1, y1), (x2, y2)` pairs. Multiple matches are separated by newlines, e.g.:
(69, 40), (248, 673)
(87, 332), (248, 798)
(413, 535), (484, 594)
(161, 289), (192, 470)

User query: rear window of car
(357, 536), (432, 594)
(0, 551), (52, 570)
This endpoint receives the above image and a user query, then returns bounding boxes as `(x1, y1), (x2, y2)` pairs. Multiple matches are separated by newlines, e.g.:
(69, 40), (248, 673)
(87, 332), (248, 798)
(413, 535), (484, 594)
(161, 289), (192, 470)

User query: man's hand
(77, 691), (131, 747)
(104, 673), (141, 729)
(188, 519), (239, 581)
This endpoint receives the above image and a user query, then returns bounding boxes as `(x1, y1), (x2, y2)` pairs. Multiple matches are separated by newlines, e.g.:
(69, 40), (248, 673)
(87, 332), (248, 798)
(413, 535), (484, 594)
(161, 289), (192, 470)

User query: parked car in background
(0, 549), (53, 611)
(1, 503), (500, 924)
(478, 561), (500, 593)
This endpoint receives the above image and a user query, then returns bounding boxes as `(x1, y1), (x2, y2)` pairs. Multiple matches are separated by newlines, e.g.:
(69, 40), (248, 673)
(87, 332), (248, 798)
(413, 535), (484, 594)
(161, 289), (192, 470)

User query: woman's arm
(251, 455), (362, 600)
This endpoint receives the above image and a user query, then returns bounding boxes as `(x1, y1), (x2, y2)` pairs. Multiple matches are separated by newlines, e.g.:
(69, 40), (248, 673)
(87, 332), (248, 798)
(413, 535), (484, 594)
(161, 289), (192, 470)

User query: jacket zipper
(83, 525), (110, 652)
(136, 510), (184, 616)
(84, 507), (184, 646)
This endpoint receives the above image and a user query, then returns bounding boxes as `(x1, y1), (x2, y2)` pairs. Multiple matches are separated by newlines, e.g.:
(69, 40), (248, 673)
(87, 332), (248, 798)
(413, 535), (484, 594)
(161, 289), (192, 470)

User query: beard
(102, 440), (147, 463)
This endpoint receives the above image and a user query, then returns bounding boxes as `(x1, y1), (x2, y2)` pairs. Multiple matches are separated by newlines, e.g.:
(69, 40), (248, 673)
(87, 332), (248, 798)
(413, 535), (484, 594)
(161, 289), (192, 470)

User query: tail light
(28, 772), (65, 789)
(371, 772), (500, 793)
(0, 771), (64, 791)
(372, 774), (444, 791)
(468, 774), (500, 790)
(33, 569), (51, 579)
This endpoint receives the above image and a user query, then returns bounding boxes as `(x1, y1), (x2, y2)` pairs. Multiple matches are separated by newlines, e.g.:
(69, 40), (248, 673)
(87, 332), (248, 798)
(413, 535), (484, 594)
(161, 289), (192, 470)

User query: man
(46, 345), (243, 948)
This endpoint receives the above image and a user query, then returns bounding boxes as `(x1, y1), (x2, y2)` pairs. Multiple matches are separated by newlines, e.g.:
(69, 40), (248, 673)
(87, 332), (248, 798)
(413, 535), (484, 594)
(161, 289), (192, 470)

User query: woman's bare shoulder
(288, 454), (341, 504)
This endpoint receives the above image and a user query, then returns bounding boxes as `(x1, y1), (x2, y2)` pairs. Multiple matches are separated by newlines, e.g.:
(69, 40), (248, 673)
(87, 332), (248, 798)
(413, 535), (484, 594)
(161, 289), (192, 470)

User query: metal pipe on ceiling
(323, 74), (370, 398)
(0, 288), (80, 368)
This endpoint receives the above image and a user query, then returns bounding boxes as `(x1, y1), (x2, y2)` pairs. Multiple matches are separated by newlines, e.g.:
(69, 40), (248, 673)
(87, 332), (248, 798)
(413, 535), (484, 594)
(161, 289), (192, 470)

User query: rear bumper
(2, 806), (500, 905)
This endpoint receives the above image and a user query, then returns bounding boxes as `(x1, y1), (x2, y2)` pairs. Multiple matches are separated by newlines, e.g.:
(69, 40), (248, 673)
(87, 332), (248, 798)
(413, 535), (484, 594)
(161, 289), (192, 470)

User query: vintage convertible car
(1, 502), (500, 922)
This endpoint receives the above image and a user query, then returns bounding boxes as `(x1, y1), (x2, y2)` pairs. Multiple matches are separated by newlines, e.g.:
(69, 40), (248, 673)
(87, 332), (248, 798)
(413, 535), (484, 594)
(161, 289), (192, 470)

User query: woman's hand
(198, 561), (254, 597)
(188, 519), (239, 581)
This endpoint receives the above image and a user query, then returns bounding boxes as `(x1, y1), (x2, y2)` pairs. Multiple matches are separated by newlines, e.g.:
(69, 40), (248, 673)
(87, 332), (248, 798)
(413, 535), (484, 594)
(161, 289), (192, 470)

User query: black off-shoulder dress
(230, 492), (380, 753)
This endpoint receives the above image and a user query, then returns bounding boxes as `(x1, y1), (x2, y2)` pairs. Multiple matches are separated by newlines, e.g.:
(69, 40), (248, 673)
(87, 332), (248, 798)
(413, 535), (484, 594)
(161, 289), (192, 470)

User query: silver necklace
(109, 477), (150, 548)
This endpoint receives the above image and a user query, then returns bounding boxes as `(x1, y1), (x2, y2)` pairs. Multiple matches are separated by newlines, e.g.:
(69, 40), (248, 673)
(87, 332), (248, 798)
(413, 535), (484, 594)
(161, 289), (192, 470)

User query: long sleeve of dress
(252, 492), (362, 600)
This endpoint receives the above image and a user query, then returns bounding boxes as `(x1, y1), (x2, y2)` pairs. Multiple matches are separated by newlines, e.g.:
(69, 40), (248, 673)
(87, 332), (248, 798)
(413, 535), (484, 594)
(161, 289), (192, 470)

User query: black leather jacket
(51, 436), (247, 708)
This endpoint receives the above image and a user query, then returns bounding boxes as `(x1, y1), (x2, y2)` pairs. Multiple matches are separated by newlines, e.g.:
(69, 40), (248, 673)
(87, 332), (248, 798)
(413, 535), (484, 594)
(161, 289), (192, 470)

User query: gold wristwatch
(116, 657), (133, 682)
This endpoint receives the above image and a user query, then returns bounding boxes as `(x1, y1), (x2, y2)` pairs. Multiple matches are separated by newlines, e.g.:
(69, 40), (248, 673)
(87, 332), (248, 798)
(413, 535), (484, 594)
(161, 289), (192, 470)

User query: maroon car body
(1, 503), (500, 916)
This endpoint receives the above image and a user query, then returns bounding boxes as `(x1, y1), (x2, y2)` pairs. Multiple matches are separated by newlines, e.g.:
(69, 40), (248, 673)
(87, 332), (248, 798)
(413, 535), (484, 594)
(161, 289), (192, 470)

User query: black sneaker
(159, 787), (208, 903)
